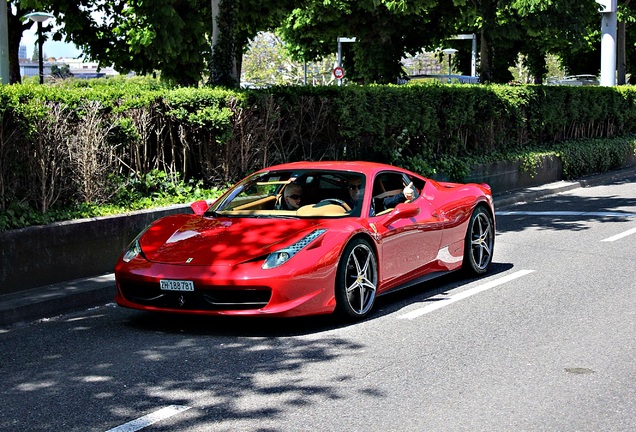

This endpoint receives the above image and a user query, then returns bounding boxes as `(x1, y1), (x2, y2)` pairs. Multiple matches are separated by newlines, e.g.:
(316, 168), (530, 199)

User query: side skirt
(378, 269), (456, 297)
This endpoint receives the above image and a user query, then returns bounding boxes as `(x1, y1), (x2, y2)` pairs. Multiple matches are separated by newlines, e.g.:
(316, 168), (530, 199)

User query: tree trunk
(617, 20), (626, 84)
(479, 28), (492, 83)
(475, 0), (498, 84)
(617, 0), (630, 85)
(7, 6), (29, 84)
(209, 0), (239, 87)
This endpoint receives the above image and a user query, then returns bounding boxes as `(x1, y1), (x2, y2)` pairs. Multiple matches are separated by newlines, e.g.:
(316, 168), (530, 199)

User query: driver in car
(346, 176), (364, 208)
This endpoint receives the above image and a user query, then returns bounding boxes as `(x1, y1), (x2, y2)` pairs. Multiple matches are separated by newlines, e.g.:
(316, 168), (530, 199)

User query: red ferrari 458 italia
(115, 161), (495, 320)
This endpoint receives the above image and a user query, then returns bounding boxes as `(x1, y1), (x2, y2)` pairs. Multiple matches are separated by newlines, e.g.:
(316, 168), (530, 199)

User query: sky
(20, 19), (82, 59)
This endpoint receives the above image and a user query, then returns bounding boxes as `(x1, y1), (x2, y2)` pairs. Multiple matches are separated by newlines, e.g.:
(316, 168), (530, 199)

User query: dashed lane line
(497, 210), (636, 218)
(105, 405), (191, 432)
(398, 270), (535, 320)
(601, 226), (636, 242)
(497, 210), (636, 242)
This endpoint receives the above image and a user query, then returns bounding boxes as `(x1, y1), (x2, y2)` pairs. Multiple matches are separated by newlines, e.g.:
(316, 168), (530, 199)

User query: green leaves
(2, 80), (636, 229)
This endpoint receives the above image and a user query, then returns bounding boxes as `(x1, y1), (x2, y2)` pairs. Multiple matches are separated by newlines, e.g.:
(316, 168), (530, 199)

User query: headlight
(122, 227), (149, 263)
(122, 239), (143, 263)
(262, 229), (326, 269)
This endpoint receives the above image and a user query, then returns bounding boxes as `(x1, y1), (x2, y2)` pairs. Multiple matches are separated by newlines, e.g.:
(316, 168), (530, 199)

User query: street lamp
(442, 48), (458, 83)
(24, 12), (54, 84)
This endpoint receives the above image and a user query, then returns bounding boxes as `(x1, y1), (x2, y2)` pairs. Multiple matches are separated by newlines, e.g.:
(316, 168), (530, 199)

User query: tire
(335, 238), (378, 320)
(463, 206), (495, 275)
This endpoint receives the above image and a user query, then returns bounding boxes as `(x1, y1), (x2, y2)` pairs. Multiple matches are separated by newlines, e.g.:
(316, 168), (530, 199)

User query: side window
(371, 172), (406, 216)
(370, 172), (424, 216)
(403, 174), (424, 199)
(372, 173), (404, 198)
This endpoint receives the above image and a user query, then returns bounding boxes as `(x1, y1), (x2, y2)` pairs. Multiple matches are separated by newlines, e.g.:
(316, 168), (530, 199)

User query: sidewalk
(1, 166), (634, 328)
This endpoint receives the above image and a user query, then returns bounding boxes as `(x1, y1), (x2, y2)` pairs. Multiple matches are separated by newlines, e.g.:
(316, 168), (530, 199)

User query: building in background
(19, 56), (119, 80)
(57, 57), (119, 78)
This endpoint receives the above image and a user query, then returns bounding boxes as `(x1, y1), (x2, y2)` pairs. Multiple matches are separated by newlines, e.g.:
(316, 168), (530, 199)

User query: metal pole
(0, 0), (9, 84)
(599, 11), (617, 86)
(597, 0), (617, 86)
(337, 40), (342, 86)
(38, 22), (44, 84)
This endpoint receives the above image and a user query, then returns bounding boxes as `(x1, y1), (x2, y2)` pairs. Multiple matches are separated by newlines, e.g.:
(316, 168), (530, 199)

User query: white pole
(337, 39), (342, 86)
(597, 0), (617, 86)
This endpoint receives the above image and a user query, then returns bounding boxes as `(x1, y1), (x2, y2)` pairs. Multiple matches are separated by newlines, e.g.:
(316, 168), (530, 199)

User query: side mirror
(190, 200), (209, 216)
(381, 202), (420, 226)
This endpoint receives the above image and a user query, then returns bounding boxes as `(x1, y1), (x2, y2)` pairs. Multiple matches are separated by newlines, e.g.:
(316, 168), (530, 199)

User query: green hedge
(1, 78), (636, 227)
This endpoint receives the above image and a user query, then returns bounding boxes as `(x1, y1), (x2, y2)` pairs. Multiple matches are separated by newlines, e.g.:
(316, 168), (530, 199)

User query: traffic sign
(333, 66), (345, 80)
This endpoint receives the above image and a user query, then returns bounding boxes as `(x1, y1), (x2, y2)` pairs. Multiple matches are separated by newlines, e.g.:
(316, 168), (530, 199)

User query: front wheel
(463, 206), (495, 275)
(335, 238), (378, 320)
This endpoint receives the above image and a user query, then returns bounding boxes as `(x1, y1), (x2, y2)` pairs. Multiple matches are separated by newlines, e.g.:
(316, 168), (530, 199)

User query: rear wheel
(335, 238), (378, 320)
(463, 206), (494, 275)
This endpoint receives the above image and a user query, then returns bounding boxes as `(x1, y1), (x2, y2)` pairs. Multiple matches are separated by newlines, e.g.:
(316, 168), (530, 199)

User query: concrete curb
(1, 166), (634, 328)
(494, 165), (636, 208)
(0, 273), (116, 327)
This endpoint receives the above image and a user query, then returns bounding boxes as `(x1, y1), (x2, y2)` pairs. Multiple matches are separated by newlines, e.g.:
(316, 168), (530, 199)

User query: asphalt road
(1, 171), (635, 432)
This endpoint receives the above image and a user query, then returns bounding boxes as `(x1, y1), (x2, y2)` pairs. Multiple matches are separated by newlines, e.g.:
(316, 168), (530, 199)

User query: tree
(6, 0), (294, 86)
(208, 0), (299, 86)
(44, 0), (212, 86)
(445, 0), (602, 84)
(279, 0), (459, 84)
(241, 32), (299, 86)
(511, 0), (599, 83)
(31, 44), (38, 63)
(241, 31), (337, 86)
(50, 63), (72, 78)
(5, 0), (636, 87)
(30, 44), (47, 63)
(6, 1), (49, 84)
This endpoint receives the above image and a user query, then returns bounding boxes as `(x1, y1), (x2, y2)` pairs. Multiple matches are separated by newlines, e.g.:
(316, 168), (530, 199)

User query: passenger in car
(276, 183), (304, 210)
(372, 182), (415, 215)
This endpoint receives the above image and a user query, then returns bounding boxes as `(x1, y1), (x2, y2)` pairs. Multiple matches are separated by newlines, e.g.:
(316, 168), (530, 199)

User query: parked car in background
(546, 75), (599, 86)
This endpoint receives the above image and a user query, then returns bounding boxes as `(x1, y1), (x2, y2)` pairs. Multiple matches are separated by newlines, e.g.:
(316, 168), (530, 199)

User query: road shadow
(496, 192), (636, 234)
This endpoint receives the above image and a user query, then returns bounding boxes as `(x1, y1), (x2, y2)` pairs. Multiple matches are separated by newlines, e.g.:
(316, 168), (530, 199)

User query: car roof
(260, 161), (417, 177)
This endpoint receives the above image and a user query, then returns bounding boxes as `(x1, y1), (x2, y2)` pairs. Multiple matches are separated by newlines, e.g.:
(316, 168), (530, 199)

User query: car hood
(138, 214), (328, 266)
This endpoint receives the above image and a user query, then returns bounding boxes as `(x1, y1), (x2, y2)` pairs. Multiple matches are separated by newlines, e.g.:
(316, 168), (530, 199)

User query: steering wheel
(316, 198), (351, 212)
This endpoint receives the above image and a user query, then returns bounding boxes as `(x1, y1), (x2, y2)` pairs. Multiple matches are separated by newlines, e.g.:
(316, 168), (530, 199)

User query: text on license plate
(160, 279), (195, 291)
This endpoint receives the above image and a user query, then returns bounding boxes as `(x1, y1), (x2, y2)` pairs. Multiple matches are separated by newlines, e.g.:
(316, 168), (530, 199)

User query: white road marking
(497, 211), (636, 218)
(601, 226), (636, 242)
(398, 270), (535, 320)
(497, 210), (636, 242)
(105, 405), (191, 432)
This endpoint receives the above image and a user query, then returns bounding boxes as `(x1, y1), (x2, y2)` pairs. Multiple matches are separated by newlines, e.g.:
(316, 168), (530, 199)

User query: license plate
(160, 279), (194, 292)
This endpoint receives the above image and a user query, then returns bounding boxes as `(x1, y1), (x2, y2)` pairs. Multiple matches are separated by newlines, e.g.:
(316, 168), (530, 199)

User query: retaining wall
(1, 205), (190, 295)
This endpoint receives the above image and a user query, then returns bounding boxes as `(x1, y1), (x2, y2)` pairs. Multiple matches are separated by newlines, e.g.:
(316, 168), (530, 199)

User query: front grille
(119, 279), (271, 310)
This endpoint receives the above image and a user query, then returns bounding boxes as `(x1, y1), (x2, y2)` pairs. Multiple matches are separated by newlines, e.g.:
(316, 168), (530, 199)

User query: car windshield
(207, 169), (366, 218)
